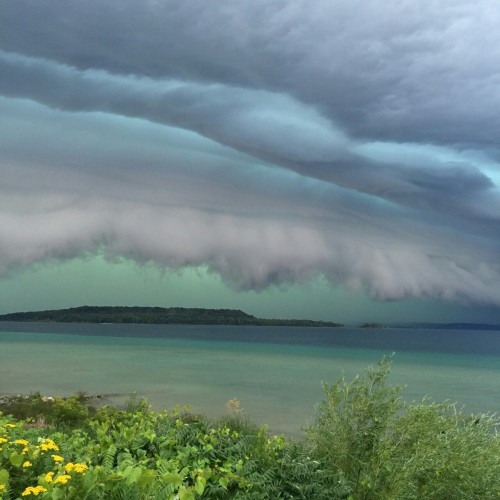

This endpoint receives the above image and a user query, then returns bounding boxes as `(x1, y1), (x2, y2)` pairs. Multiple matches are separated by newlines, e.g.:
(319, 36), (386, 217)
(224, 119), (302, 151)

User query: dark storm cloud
(1, 49), (496, 227)
(3, 0), (500, 147)
(0, 1), (499, 305)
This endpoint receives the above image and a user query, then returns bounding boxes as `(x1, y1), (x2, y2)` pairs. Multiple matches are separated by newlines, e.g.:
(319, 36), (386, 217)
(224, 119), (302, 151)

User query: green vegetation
(0, 306), (344, 327)
(1, 358), (499, 499)
(307, 357), (500, 498)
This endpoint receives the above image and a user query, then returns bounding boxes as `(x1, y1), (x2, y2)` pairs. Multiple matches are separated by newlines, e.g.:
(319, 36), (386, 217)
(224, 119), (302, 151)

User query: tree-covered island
(0, 306), (344, 327)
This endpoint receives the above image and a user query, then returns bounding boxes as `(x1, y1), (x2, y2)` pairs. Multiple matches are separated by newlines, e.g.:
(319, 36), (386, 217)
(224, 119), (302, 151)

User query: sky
(1, 1), (500, 324)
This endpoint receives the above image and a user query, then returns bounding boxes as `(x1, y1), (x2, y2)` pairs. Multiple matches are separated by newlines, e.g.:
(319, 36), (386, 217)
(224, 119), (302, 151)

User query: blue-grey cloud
(1, 50), (497, 226)
(0, 1), (499, 307)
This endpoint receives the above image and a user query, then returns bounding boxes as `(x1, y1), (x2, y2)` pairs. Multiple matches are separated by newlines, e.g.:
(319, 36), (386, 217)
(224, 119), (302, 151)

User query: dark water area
(1, 321), (499, 356)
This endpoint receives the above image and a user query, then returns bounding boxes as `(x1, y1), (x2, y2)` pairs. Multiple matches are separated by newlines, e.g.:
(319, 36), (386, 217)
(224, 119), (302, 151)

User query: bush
(377, 401), (500, 499)
(51, 397), (89, 428)
(0, 393), (55, 424)
(0, 393), (96, 430)
(307, 356), (500, 499)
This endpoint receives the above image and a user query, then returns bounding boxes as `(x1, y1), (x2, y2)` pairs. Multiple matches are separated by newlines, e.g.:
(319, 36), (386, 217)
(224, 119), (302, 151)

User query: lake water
(1, 322), (500, 437)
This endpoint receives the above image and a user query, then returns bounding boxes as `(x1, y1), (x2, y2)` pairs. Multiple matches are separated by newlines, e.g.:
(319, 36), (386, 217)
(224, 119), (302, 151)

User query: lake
(1, 322), (499, 437)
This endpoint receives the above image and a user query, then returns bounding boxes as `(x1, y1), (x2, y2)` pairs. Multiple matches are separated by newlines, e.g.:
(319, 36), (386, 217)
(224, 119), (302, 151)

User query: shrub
(0, 393), (55, 423)
(51, 396), (89, 428)
(376, 401), (500, 499)
(307, 356), (500, 500)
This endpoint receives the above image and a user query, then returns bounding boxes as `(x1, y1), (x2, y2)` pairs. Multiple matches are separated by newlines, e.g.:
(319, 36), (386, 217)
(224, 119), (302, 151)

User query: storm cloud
(1, 1), (499, 305)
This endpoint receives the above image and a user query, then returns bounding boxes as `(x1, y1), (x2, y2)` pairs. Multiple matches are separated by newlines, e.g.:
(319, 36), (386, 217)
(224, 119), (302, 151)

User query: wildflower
(39, 439), (59, 451)
(6, 423), (16, 428)
(72, 463), (88, 473)
(21, 485), (47, 496)
(51, 454), (64, 463)
(0, 484), (6, 492)
(54, 474), (71, 485)
(0, 438), (7, 444)
(22, 460), (32, 468)
(15, 439), (29, 446)
(45, 472), (54, 483)
(22, 446), (29, 453)
(66, 462), (89, 474)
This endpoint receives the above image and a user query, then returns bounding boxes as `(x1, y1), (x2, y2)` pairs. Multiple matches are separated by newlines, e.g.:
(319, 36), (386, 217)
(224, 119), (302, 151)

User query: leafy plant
(307, 356), (500, 499)
(51, 396), (89, 428)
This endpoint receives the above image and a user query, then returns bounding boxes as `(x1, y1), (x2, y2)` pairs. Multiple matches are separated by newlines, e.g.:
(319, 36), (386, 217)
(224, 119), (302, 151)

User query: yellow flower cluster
(21, 485), (47, 496)
(65, 462), (88, 473)
(39, 438), (59, 451)
(0, 421), (91, 499)
(39, 458), (89, 488)
(1, 418), (93, 500)
(54, 474), (71, 485)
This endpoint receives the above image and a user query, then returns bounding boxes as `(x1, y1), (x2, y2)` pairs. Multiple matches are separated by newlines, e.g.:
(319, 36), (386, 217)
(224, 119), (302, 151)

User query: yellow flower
(5, 423), (16, 428)
(72, 463), (88, 473)
(22, 460), (32, 468)
(15, 439), (29, 446)
(21, 485), (47, 496)
(0, 437), (7, 444)
(51, 454), (64, 463)
(39, 439), (59, 451)
(65, 462), (88, 474)
(0, 484), (6, 492)
(45, 471), (54, 483)
(22, 446), (29, 453)
(54, 474), (71, 485)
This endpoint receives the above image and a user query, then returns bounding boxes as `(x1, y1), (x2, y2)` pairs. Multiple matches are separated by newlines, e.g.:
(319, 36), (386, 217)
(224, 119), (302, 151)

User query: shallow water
(1, 323), (499, 437)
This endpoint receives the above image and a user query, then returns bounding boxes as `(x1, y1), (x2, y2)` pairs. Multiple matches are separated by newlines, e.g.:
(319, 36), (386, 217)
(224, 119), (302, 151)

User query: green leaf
(50, 487), (65, 500)
(0, 468), (9, 484)
(10, 451), (23, 467)
(137, 469), (156, 488)
(218, 476), (229, 488)
(178, 485), (195, 500)
(125, 466), (143, 485)
(195, 476), (206, 496)
(162, 472), (183, 488)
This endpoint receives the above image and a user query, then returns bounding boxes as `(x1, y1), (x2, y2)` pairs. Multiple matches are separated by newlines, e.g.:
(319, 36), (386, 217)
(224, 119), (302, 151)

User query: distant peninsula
(390, 322), (500, 331)
(0, 306), (344, 327)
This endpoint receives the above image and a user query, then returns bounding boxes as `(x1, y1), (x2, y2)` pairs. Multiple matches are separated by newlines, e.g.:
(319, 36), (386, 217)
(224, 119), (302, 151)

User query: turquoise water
(1, 323), (500, 436)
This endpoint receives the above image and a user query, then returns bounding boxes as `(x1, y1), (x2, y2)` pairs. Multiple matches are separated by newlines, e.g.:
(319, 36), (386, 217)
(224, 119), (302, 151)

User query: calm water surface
(1, 322), (499, 437)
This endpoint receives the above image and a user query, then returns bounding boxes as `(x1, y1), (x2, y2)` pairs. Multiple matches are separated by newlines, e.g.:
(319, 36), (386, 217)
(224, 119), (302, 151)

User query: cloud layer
(1, 1), (499, 306)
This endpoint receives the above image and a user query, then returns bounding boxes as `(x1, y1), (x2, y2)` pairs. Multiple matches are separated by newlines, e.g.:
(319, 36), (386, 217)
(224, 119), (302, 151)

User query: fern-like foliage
(102, 443), (117, 471)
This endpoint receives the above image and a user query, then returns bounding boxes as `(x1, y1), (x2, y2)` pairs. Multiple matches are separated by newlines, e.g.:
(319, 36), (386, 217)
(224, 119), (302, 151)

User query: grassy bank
(1, 358), (499, 499)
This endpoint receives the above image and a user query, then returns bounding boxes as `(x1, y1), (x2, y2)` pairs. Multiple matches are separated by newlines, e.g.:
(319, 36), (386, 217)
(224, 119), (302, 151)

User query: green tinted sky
(1, 255), (496, 324)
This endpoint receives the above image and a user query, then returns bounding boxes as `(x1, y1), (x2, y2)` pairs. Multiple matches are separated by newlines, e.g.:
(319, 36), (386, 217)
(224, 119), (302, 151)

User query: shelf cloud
(1, 0), (499, 306)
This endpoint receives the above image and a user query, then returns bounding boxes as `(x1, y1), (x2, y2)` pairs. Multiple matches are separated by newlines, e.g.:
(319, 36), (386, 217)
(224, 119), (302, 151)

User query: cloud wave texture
(0, 1), (499, 305)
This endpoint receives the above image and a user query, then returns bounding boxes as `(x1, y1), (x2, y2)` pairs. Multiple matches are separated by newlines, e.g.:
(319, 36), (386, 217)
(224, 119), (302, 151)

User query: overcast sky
(1, 1), (499, 322)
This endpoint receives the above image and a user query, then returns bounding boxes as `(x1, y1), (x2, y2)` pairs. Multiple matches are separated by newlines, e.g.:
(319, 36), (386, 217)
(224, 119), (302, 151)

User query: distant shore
(0, 305), (344, 328)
